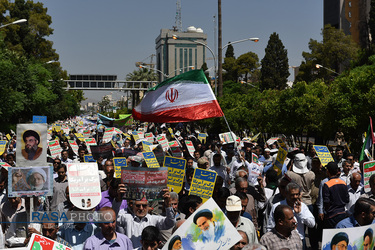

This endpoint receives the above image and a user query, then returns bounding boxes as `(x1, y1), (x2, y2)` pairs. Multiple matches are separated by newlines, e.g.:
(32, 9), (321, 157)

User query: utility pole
(218, 0), (223, 97)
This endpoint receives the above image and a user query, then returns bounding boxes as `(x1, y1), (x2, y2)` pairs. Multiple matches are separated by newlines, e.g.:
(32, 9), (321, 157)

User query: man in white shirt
(267, 182), (315, 242)
(114, 187), (176, 249)
(346, 172), (364, 215)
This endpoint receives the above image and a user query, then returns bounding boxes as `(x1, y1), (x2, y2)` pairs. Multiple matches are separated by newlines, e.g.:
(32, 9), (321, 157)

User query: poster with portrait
(16, 123), (47, 166)
(162, 198), (241, 250)
(322, 224), (375, 250)
(8, 166), (53, 197)
(67, 163), (102, 210)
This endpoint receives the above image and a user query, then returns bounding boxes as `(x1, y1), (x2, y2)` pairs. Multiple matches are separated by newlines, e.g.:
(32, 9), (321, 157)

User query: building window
(348, 1), (351, 7)
(184, 49), (187, 72)
(189, 49), (192, 72)
(180, 48), (183, 70)
(349, 11), (351, 18)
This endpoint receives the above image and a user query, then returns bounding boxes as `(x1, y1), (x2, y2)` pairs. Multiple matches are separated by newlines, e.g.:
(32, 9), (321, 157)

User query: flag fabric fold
(132, 70), (223, 123)
(360, 117), (374, 162)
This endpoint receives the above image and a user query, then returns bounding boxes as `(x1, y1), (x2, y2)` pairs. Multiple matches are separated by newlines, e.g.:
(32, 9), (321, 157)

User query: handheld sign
(69, 140), (79, 156)
(162, 198), (242, 250)
(164, 156), (186, 193)
(28, 233), (72, 250)
(364, 160), (375, 192)
(143, 151), (160, 168)
(113, 157), (127, 178)
(0, 140), (7, 155)
(85, 138), (97, 154)
(32, 115), (47, 124)
(84, 155), (96, 162)
(198, 133), (207, 144)
(121, 166), (168, 201)
(67, 163), (102, 210)
(185, 140), (196, 157)
(142, 140), (153, 152)
(274, 147), (287, 176)
(157, 135), (169, 151)
(219, 132), (236, 144)
(313, 145), (334, 166)
(189, 168), (217, 203)
(103, 128), (115, 143)
(145, 132), (154, 143)
(48, 139), (61, 159)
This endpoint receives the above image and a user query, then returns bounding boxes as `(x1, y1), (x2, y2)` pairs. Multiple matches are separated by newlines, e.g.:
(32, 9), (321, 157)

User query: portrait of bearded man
(21, 130), (43, 161)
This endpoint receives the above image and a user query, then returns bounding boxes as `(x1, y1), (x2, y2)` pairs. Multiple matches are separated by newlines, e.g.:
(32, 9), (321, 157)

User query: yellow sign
(75, 133), (85, 141)
(113, 157), (127, 178)
(274, 147), (287, 176)
(313, 145), (334, 166)
(189, 168), (217, 203)
(0, 141), (7, 155)
(143, 152), (160, 168)
(164, 156), (186, 193)
(6, 134), (11, 141)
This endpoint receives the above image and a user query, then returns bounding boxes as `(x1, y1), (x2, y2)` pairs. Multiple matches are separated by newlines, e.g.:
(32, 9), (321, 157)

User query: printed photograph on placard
(121, 166), (168, 201)
(8, 166), (53, 197)
(16, 123), (47, 166)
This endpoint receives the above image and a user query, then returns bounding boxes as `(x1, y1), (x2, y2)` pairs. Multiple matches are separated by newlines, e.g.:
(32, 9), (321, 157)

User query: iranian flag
(132, 70), (223, 123)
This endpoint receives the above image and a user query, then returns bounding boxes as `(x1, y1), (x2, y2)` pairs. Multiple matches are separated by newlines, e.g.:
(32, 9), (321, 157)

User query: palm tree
(126, 68), (158, 81)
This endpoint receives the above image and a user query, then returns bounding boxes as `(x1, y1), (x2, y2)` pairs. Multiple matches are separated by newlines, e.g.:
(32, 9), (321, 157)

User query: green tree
(260, 32), (289, 91)
(223, 43), (238, 81)
(1, 0), (58, 62)
(126, 67), (157, 81)
(98, 96), (111, 113)
(236, 52), (259, 83)
(225, 43), (234, 58)
(296, 25), (358, 82)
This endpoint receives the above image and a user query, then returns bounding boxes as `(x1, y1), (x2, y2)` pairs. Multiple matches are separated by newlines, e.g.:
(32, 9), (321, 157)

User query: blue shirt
(335, 215), (359, 228)
(58, 223), (98, 250)
(84, 231), (133, 250)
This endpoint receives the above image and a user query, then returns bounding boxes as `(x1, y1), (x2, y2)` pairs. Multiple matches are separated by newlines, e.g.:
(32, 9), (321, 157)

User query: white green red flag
(132, 70), (223, 123)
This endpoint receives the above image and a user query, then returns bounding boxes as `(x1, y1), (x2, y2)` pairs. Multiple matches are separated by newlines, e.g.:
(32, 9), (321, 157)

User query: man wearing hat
(225, 195), (258, 245)
(286, 153), (315, 210)
(193, 208), (224, 243)
(22, 130), (42, 161)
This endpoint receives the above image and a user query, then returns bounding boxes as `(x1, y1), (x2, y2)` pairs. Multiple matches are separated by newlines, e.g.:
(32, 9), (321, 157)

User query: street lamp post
(315, 64), (339, 75)
(0, 19), (27, 29)
(169, 66), (195, 77)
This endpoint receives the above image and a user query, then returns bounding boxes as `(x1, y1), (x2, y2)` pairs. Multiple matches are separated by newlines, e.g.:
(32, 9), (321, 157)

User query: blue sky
(39, 0), (323, 103)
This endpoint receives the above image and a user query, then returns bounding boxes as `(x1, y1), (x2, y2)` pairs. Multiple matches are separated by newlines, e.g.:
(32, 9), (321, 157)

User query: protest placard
(84, 138), (97, 154)
(0, 162), (11, 171)
(219, 132), (236, 144)
(90, 143), (113, 160)
(322, 224), (375, 250)
(145, 132), (154, 143)
(142, 140), (153, 152)
(168, 127), (175, 139)
(74, 133), (85, 142)
(364, 160), (375, 192)
(168, 141), (182, 158)
(113, 157), (127, 178)
(164, 156), (186, 193)
(185, 140), (195, 157)
(102, 128), (115, 143)
(48, 139), (61, 159)
(121, 166), (168, 201)
(28, 233), (72, 250)
(6, 134), (11, 141)
(152, 144), (165, 166)
(68, 140), (79, 156)
(83, 129), (91, 137)
(162, 198), (241, 250)
(132, 131), (140, 141)
(189, 168), (217, 203)
(32, 115), (47, 124)
(84, 155), (96, 162)
(122, 148), (139, 157)
(8, 166), (53, 197)
(67, 163), (102, 210)
(314, 145), (334, 166)
(156, 135), (169, 151)
(17, 123), (47, 166)
(274, 147), (287, 176)
(198, 133), (207, 144)
(143, 151), (160, 168)
(266, 137), (279, 146)
(0, 140), (7, 155)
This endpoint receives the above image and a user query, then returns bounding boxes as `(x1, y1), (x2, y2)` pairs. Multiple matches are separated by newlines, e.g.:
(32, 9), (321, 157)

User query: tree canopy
(260, 32), (289, 91)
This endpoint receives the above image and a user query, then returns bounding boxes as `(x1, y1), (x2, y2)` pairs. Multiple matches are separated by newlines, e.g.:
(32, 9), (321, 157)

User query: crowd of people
(0, 117), (373, 250)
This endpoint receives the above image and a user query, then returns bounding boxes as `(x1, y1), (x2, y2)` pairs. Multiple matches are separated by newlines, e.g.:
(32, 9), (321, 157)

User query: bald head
(350, 172), (362, 190)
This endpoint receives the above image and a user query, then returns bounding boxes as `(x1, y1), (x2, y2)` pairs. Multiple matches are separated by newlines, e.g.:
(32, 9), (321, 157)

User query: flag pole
(222, 113), (236, 148)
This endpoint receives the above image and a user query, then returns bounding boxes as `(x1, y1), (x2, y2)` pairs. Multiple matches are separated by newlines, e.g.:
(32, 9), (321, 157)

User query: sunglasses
(135, 204), (148, 208)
